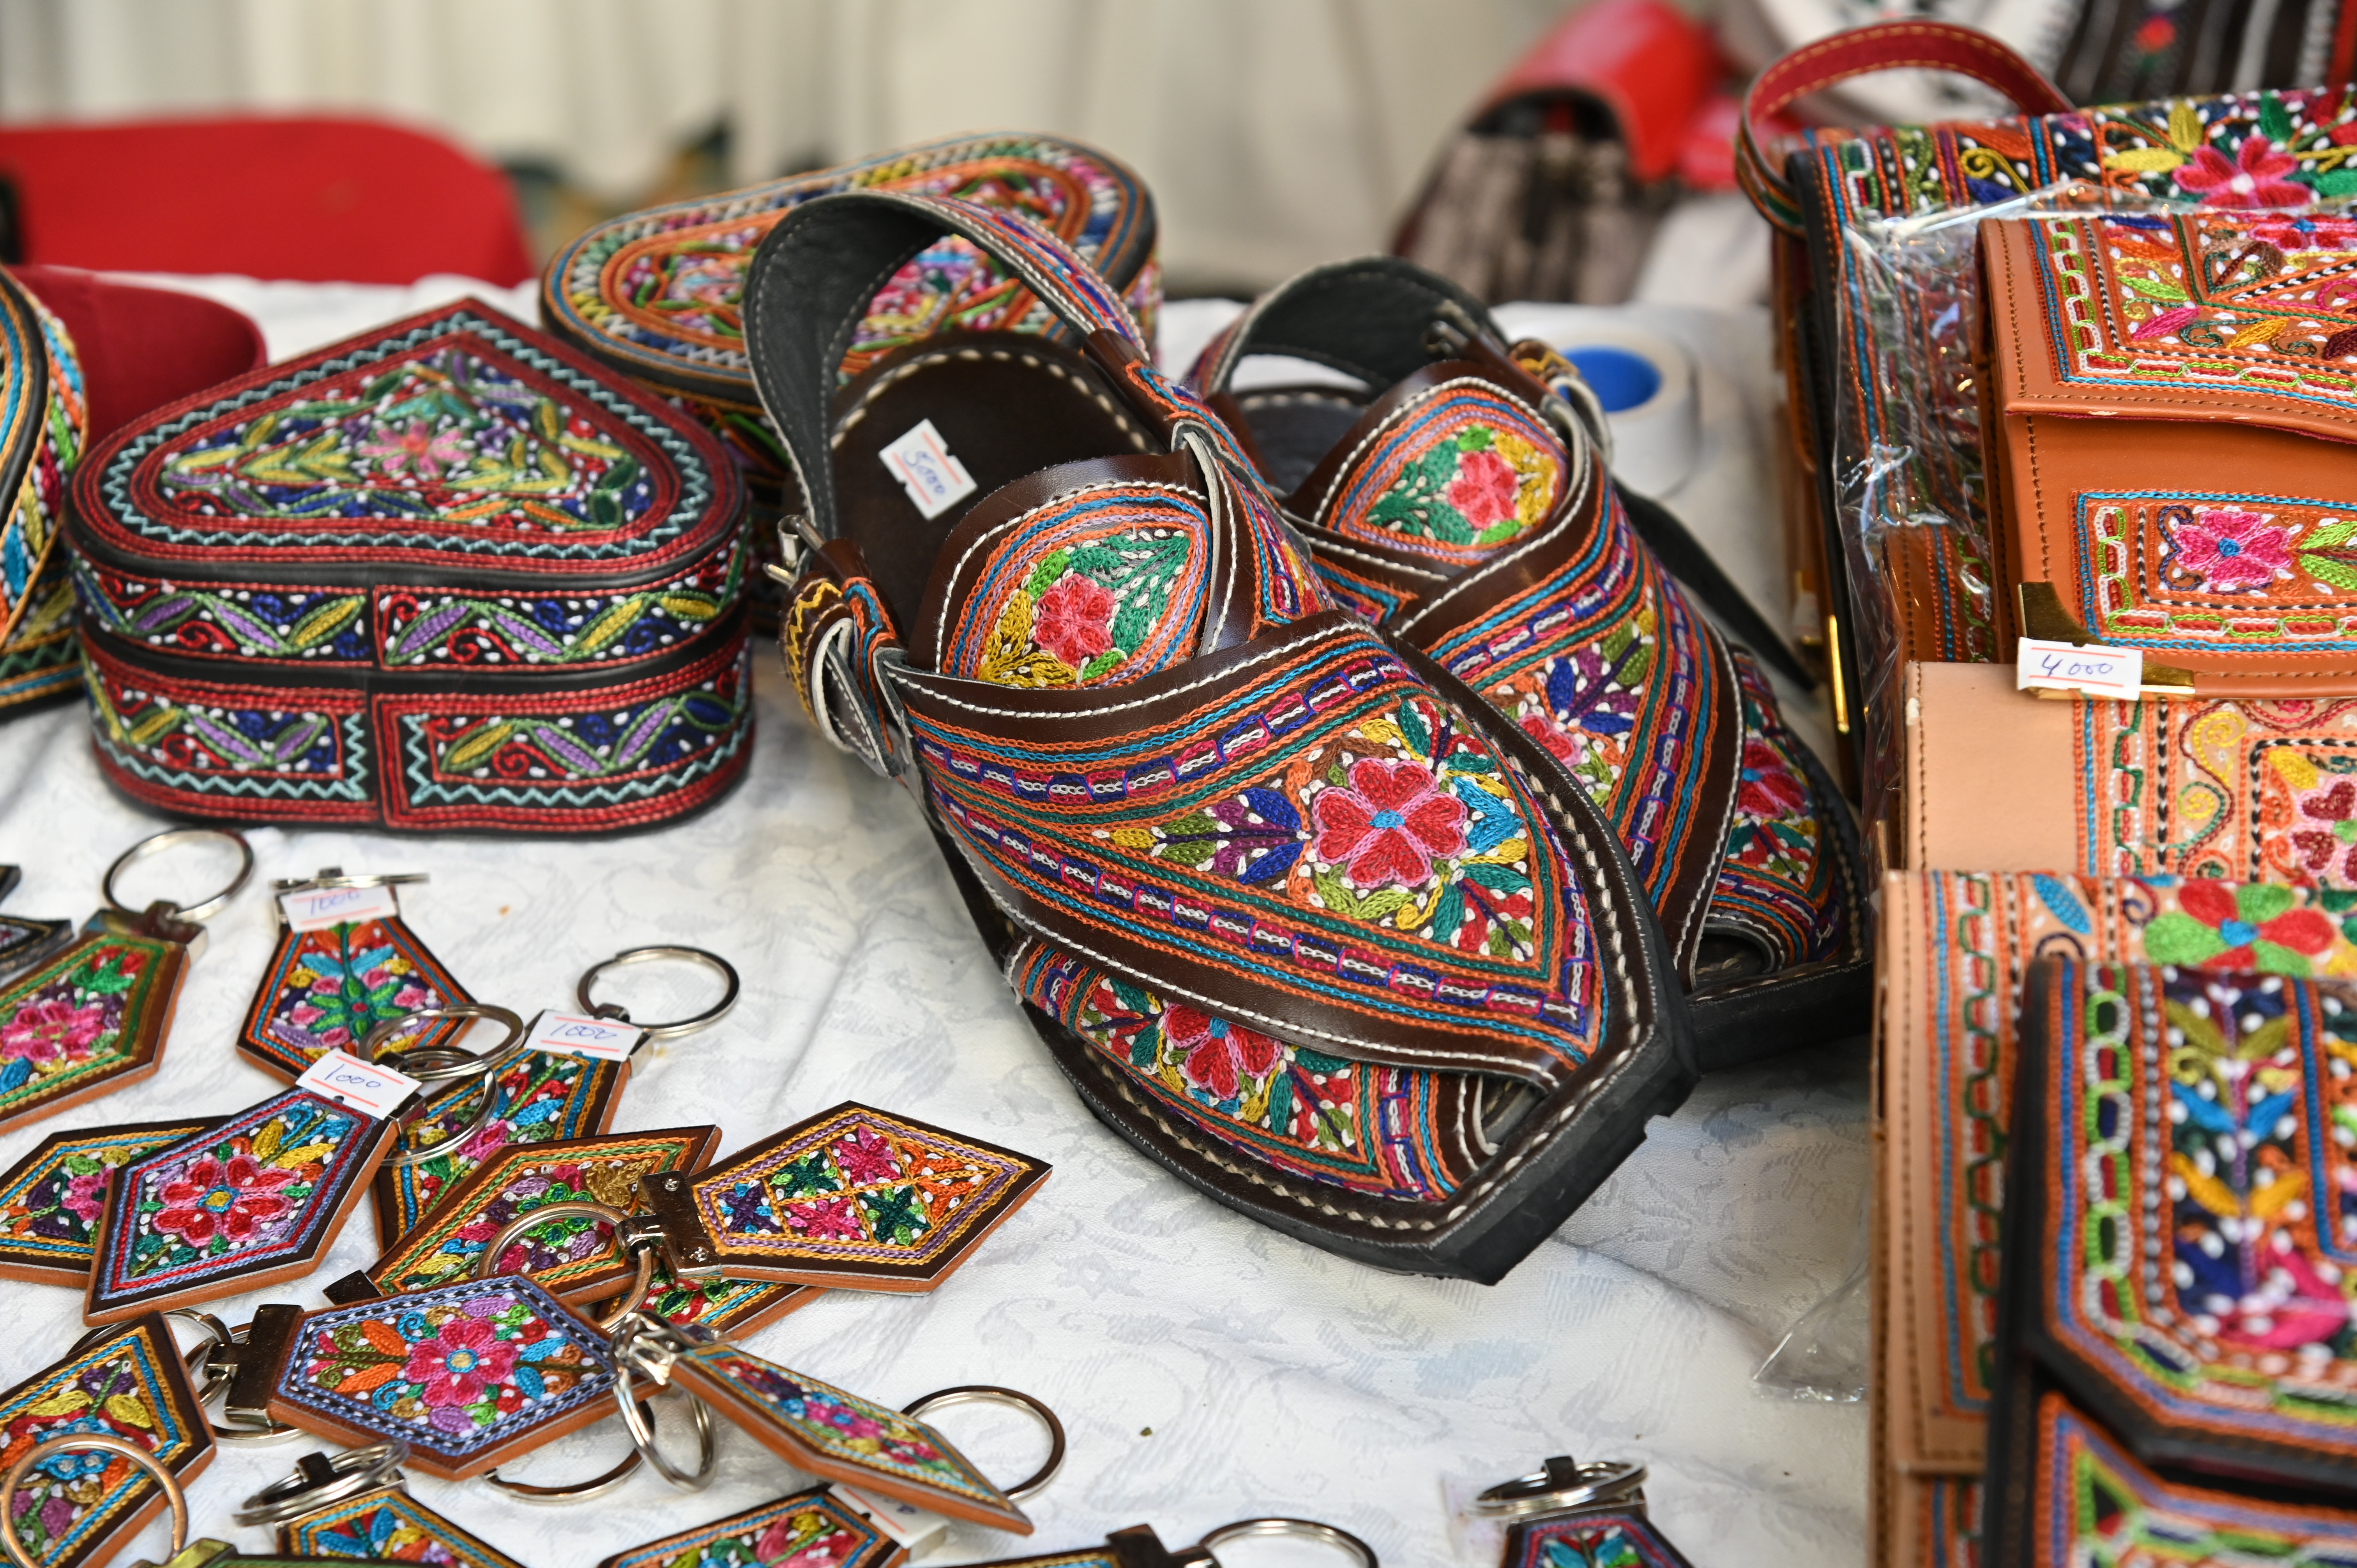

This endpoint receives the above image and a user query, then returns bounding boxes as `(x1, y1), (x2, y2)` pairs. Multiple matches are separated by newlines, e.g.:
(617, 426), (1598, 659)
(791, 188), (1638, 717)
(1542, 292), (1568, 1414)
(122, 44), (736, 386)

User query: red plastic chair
(0, 116), (534, 286)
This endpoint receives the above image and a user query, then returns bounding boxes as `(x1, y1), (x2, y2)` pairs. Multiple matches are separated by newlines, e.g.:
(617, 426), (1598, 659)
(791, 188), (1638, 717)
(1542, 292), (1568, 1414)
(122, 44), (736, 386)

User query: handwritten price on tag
(280, 884), (402, 932)
(525, 1010), (644, 1063)
(295, 1049), (422, 1119)
(2016, 637), (2145, 701)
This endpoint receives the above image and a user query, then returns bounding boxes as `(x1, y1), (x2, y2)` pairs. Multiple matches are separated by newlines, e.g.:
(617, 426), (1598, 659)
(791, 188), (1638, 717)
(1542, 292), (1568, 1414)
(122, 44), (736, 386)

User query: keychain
(369, 945), (738, 1247)
(1470, 1457), (1691, 1568)
(331, 1125), (722, 1305)
(599, 1510), (1374, 1568)
(82, 1065), (417, 1323)
(590, 1264), (815, 1341)
(0, 864), (71, 982)
(238, 868), (474, 1082)
(235, 1438), (524, 1568)
(0, 828), (251, 1135)
(0, 1118), (217, 1285)
(0, 1314), (212, 1568)
(0, 1431), (390, 1568)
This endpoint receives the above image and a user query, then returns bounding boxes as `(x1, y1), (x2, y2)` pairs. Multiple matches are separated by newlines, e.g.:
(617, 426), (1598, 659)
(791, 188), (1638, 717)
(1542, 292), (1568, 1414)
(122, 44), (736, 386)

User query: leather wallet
(1981, 209), (2357, 694)
(1985, 959), (2357, 1562)
(1899, 658), (2357, 886)
(67, 298), (751, 832)
(1874, 871), (2357, 1566)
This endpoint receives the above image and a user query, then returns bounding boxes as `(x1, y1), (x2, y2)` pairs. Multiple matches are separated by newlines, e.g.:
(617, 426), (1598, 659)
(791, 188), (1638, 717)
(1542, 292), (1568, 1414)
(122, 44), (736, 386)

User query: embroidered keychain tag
(880, 419), (978, 519)
(85, 1088), (403, 1323)
(241, 869), (472, 1082)
(0, 1117), (217, 1285)
(265, 1275), (623, 1480)
(339, 1127), (719, 1305)
(638, 1102), (1050, 1290)
(240, 1439), (527, 1568)
(595, 1486), (897, 1568)
(371, 1049), (627, 1247)
(0, 1314), (214, 1568)
(0, 864), (72, 984)
(626, 1322), (1032, 1532)
(591, 1265), (816, 1340)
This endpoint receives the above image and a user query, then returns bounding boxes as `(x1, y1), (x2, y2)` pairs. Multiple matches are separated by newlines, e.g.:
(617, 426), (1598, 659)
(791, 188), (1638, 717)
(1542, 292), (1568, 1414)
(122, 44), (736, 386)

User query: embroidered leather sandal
(746, 193), (1694, 1282)
(1186, 258), (1869, 1068)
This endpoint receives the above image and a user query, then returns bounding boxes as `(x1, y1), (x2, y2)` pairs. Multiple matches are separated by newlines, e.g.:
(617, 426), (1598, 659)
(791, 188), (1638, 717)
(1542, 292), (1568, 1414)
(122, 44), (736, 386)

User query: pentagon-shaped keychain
(371, 944), (739, 1247)
(341, 1126), (719, 1303)
(0, 829), (253, 1136)
(595, 1487), (894, 1568)
(239, 870), (473, 1082)
(262, 1274), (623, 1480)
(0, 1117), (217, 1284)
(0, 864), (72, 984)
(238, 1438), (526, 1568)
(615, 1321), (1036, 1532)
(85, 1087), (403, 1323)
(637, 1103), (1049, 1290)
(0, 1314), (213, 1568)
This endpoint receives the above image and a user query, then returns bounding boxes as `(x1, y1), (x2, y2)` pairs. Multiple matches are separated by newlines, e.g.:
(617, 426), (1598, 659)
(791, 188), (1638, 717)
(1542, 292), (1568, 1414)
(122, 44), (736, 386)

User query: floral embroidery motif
(91, 1090), (386, 1317)
(283, 1489), (525, 1568)
(2143, 881), (2338, 972)
(2166, 507), (2296, 593)
(1509, 1512), (1690, 1568)
(375, 1051), (624, 1245)
(0, 1324), (205, 1568)
(595, 1489), (888, 1568)
(941, 488), (1210, 690)
(2173, 134), (2310, 208)
(1705, 658), (1843, 968)
(278, 1278), (615, 1474)
(0, 1121), (210, 1280)
(691, 1107), (1043, 1275)
(159, 348), (654, 534)
(239, 915), (466, 1080)
(367, 1131), (714, 1299)
(0, 935), (177, 1133)
(1318, 383), (1565, 564)
(1311, 758), (1470, 890)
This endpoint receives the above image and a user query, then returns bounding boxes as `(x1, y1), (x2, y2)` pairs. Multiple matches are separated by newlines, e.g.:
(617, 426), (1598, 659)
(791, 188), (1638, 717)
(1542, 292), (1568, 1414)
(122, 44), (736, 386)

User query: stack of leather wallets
(1733, 16), (2357, 1566)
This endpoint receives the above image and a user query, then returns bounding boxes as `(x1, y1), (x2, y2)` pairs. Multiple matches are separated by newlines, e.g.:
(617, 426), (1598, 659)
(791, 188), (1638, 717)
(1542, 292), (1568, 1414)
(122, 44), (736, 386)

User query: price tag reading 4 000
(295, 1049), (424, 1119)
(525, 1010), (645, 1063)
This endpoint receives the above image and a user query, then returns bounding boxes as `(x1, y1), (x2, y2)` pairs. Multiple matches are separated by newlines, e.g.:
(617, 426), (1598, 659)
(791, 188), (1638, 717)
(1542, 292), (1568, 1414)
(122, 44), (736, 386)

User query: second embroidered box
(65, 299), (749, 832)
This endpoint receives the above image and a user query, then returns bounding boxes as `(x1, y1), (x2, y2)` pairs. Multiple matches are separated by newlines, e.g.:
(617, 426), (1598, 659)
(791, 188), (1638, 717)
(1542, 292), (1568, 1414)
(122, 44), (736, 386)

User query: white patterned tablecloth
(0, 281), (1869, 1568)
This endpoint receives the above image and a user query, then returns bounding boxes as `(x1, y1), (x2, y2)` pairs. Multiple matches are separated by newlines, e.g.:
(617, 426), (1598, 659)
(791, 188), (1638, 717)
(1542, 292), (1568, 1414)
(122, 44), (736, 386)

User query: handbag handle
(1737, 20), (2074, 233)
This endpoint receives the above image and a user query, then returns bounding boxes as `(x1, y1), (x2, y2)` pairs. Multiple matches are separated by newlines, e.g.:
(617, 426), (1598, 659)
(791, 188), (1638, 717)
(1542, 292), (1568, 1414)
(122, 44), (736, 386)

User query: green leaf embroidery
(2261, 91), (2294, 144)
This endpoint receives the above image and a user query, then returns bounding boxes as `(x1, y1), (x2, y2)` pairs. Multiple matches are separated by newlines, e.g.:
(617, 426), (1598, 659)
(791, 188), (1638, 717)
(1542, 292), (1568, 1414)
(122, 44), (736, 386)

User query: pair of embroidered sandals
(751, 188), (1865, 1282)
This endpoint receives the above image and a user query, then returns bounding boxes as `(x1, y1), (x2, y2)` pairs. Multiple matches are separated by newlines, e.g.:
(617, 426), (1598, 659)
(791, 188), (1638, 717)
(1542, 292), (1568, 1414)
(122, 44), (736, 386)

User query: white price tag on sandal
(279, 882), (401, 931)
(525, 1009), (645, 1062)
(2016, 637), (2144, 700)
(296, 1048), (422, 1119)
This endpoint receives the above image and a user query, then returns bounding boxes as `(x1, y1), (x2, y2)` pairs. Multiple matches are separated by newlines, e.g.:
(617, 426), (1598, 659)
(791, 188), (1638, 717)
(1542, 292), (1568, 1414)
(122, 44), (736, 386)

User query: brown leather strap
(1737, 21), (2072, 234)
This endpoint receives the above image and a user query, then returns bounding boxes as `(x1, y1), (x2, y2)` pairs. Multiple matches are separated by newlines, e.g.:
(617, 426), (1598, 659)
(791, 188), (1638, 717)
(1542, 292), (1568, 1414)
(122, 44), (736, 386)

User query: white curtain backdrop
(0, 0), (1574, 287)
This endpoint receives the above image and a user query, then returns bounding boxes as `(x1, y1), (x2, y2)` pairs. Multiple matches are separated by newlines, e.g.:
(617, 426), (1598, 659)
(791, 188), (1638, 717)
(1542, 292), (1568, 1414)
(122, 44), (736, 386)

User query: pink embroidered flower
(2247, 212), (2357, 252)
(1313, 759), (1470, 890)
(829, 1127), (900, 1184)
(754, 1518), (860, 1565)
(2174, 136), (2312, 210)
(2213, 1242), (2350, 1351)
(60, 1171), (107, 1225)
(0, 998), (107, 1065)
(402, 1316), (517, 1408)
(783, 1195), (866, 1240)
(1445, 447), (1521, 528)
(1163, 1005), (1282, 1100)
(1519, 712), (1580, 763)
(360, 420), (469, 481)
(2173, 507), (2294, 591)
(1735, 741), (1809, 819)
(1033, 576), (1116, 671)
(153, 1154), (298, 1246)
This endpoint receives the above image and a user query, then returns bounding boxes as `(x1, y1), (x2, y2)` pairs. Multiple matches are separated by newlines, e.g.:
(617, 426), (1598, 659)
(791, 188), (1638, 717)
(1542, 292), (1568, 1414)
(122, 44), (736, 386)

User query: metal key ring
(178, 1316), (304, 1445)
(902, 1385), (1067, 1503)
(613, 1376), (718, 1492)
(1470, 1458), (1647, 1520)
(235, 1440), (410, 1525)
(481, 1418), (648, 1503)
(576, 946), (739, 1040)
(0, 1432), (187, 1564)
(360, 1004), (528, 1082)
(102, 827), (253, 924)
(1199, 1519), (1379, 1568)
(474, 1199), (654, 1332)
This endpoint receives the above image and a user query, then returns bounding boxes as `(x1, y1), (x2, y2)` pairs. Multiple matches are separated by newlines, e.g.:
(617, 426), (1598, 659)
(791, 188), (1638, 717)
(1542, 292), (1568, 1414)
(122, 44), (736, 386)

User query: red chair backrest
(0, 116), (534, 286)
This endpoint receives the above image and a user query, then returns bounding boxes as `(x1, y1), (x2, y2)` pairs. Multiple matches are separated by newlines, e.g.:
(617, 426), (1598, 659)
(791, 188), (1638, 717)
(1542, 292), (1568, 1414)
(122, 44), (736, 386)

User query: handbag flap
(2013, 959), (2357, 1491)
(70, 299), (741, 590)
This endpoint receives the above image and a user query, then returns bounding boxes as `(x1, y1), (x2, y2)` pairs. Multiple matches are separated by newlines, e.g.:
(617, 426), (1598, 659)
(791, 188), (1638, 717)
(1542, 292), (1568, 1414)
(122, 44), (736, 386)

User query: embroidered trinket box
(1983, 960), (2357, 1560)
(66, 299), (751, 832)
